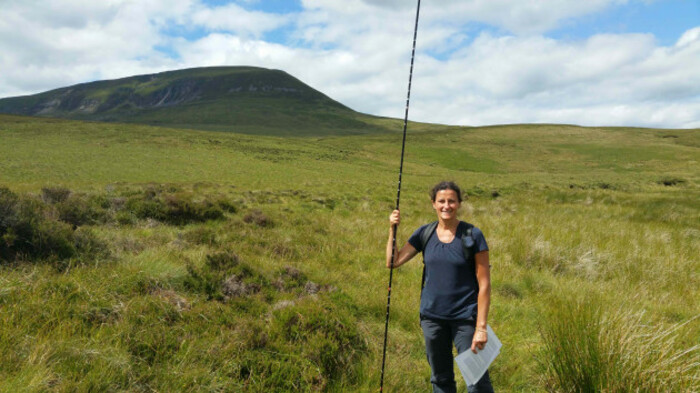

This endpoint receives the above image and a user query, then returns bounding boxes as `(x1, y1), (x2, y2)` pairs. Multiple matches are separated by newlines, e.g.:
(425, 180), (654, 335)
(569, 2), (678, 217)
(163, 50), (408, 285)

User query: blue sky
(0, 0), (698, 128)
(548, 0), (699, 45)
(214, 1), (700, 47)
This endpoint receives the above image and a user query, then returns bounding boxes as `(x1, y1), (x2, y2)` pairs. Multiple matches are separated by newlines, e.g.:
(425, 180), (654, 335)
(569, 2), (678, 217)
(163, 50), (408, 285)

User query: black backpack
(419, 221), (476, 291)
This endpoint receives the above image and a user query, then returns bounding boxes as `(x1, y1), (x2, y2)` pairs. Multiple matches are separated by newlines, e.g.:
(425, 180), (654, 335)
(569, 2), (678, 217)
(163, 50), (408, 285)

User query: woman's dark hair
(430, 181), (463, 202)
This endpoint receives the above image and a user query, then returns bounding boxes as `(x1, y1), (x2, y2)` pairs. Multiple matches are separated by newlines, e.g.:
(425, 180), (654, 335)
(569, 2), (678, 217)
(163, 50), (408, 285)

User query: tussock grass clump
(214, 198), (238, 213)
(124, 189), (228, 225)
(178, 248), (366, 390)
(266, 295), (366, 388)
(243, 209), (273, 227)
(272, 266), (314, 294)
(123, 296), (184, 366)
(184, 249), (266, 301)
(539, 293), (699, 392)
(657, 177), (686, 186)
(182, 226), (218, 246)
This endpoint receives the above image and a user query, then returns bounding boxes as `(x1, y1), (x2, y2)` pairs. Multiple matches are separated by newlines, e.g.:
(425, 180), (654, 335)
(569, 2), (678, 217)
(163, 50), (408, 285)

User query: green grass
(0, 114), (698, 392)
(414, 147), (503, 173)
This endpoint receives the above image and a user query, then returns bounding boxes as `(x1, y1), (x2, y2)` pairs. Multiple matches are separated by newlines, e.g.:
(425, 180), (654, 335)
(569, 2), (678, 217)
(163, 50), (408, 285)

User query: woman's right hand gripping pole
(386, 209), (418, 269)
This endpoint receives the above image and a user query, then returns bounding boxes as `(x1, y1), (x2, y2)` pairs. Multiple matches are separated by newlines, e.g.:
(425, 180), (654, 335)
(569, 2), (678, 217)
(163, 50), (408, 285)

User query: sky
(0, 0), (698, 128)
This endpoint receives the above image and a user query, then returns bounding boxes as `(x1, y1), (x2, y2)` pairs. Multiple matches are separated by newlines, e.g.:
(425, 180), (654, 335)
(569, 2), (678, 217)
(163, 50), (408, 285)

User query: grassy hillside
(0, 114), (698, 392)
(0, 67), (392, 136)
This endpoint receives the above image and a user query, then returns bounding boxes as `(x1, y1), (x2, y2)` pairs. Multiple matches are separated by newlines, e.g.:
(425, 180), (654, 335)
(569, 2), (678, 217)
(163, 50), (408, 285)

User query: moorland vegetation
(0, 114), (698, 392)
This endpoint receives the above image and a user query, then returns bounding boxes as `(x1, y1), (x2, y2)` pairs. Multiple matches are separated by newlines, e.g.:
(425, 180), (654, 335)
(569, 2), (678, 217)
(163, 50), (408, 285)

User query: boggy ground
(0, 115), (698, 392)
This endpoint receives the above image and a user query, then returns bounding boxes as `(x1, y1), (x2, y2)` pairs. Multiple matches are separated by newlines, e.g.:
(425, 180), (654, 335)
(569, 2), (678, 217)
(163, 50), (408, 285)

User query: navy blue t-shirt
(408, 221), (489, 320)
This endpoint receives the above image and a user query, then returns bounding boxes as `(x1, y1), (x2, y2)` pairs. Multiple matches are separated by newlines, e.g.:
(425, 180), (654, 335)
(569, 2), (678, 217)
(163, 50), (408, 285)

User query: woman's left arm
(471, 250), (491, 353)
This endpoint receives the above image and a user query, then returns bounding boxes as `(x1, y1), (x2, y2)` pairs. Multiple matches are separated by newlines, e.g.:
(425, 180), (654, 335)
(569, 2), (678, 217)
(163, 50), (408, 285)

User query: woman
(386, 181), (494, 393)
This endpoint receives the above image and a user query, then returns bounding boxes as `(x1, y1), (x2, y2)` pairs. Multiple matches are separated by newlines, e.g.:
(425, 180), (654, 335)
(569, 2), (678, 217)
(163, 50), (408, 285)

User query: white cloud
(303, 0), (629, 34)
(0, 0), (189, 95)
(191, 3), (291, 38)
(676, 26), (700, 48)
(405, 29), (700, 128)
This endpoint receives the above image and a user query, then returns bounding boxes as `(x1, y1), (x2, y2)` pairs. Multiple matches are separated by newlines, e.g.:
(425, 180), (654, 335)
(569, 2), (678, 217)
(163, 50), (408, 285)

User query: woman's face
(432, 189), (461, 222)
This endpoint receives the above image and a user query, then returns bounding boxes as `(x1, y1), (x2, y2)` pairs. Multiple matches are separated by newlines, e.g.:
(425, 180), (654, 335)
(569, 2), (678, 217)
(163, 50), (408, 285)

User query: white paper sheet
(455, 325), (501, 386)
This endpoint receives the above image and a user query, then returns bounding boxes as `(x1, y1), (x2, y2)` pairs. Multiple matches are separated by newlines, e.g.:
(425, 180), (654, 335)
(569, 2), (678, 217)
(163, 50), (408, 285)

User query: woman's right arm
(386, 209), (419, 268)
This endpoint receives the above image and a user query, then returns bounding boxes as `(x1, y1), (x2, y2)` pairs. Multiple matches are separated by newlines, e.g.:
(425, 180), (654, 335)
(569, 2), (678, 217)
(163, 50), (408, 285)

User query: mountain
(0, 66), (392, 136)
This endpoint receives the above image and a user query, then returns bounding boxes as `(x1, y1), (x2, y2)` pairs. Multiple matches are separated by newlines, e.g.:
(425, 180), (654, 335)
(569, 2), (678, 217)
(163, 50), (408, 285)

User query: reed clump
(538, 293), (699, 393)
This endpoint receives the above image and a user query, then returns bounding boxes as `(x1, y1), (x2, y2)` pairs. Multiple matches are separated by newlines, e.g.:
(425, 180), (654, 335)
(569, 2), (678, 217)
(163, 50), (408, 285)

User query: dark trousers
(420, 317), (495, 393)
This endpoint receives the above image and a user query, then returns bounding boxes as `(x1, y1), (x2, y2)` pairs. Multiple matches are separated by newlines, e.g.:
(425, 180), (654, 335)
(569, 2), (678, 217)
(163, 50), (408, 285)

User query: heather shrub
(41, 186), (71, 204)
(214, 198), (238, 213)
(56, 194), (110, 228)
(204, 249), (240, 271)
(162, 194), (224, 225)
(125, 196), (167, 222)
(184, 249), (265, 301)
(1, 188), (72, 261)
(123, 191), (226, 225)
(243, 209), (273, 227)
(273, 266), (308, 292)
(0, 187), (108, 264)
(183, 226), (218, 246)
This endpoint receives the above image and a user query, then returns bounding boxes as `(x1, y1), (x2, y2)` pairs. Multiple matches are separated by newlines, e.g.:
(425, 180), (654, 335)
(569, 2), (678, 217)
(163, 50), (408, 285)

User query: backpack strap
(420, 221), (438, 291)
(420, 221), (438, 251)
(462, 222), (475, 258)
(461, 222), (481, 293)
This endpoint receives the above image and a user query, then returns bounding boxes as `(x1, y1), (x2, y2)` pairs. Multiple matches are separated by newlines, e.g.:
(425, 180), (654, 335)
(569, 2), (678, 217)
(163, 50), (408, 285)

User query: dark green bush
(73, 228), (110, 260)
(31, 219), (77, 260)
(162, 194), (224, 225)
(0, 188), (72, 261)
(215, 198), (238, 213)
(56, 194), (110, 228)
(126, 197), (167, 221)
(204, 249), (240, 271)
(183, 226), (218, 246)
(123, 191), (225, 225)
(0, 187), (21, 235)
(0, 187), (108, 264)
(41, 186), (71, 204)
(657, 177), (685, 186)
(184, 265), (222, 300)
(115, 210), (137, 225)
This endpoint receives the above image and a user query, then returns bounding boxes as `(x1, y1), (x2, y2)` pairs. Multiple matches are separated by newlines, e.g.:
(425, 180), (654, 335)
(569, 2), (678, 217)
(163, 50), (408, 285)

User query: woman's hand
(471, 328), (488, 353)
(389, 209), (400, 226)
(386, 209), (418, 269)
